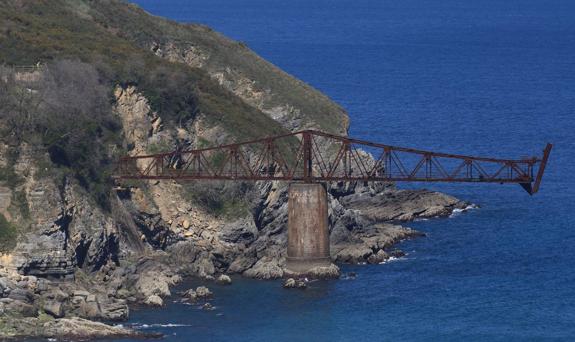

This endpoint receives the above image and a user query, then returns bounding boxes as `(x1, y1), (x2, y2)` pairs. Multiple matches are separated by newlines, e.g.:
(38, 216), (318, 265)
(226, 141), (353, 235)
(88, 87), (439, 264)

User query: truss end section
(529, 143), (553, 195)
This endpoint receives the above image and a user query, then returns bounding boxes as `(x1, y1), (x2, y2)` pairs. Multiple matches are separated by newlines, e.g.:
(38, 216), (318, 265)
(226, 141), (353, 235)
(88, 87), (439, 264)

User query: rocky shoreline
(0, 2), (472, 339)
(0, 184), (470, 340)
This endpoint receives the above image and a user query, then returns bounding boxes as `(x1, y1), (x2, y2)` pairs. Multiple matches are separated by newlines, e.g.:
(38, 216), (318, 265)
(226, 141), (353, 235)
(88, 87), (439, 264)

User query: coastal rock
(306, 264), (341, 279)
(220, 218), (258, 244)
(388, 249), (406, 258)
(367, 250), (389, 264)
(99, 301), (129, 321)
(243, 257), (284, 280)
(41, 317), (140, 339)
(183, 289), (198, 302)
(134, 272), (171, 298)
(195, 286), (212, 299)
(43, 301), (64, 318)
(283, 278), (306, 289)
(339, 189), (467, 222)
(334, 246), (374, 264)
(8, 288), (34, 303)
(144, 295), (163, 307)
(216, 274), (232, 285)
(6, 300), (37, 317)
(284, 264), (341, 280)
(227, 254), (258, 274)
(45, 288), (69, 302)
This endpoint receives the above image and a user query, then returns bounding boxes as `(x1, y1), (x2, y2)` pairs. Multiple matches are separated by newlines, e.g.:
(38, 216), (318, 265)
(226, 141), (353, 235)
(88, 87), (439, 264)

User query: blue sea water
(122, 1), (575, 340)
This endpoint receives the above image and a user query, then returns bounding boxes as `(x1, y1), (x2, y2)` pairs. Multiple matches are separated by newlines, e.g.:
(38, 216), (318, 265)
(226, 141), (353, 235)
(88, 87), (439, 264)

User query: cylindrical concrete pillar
(286, 183), (331, 273)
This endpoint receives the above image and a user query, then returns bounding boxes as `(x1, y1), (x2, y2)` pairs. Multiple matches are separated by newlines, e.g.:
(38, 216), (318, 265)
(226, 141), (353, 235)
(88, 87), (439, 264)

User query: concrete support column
(286, 183), (331, 273)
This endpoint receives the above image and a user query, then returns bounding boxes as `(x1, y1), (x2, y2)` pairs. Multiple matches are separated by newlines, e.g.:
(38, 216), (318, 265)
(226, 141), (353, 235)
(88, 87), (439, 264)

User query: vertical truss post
(155, 156), (163, 177)
(303, 131), (313, 183)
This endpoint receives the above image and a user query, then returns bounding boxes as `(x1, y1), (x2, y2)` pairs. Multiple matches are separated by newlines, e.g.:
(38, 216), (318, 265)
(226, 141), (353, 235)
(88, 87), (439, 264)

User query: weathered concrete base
(285, 257), (332, 274)
(286, 183), (333, 275)
(284, 263), (341, 280)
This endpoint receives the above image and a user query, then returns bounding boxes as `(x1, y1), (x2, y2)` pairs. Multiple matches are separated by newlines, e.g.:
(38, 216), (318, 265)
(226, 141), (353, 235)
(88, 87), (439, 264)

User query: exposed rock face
(152, 39), (349, 135)
(339, 188), (465, 222)
(6, 146), (121, 278)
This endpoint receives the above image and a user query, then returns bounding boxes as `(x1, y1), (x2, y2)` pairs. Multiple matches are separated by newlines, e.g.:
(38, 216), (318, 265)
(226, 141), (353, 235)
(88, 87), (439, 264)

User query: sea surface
(121, 1), (575, 340)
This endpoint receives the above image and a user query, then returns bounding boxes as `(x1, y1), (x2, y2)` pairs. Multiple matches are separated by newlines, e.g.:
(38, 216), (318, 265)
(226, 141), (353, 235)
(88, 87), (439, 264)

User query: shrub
(0, 214), (17, 253)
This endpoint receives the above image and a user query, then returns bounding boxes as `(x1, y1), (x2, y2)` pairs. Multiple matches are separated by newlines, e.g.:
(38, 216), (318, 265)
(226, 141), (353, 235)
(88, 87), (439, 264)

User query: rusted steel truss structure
(115, 130), (552, 195)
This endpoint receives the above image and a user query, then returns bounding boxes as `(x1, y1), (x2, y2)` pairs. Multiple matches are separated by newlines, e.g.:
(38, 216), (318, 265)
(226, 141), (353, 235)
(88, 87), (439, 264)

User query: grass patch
(0, 166), (23, 188)
(183, 181), (254, 219)
(147, 140), (173, 154)
(10, 191), (30, 220)
(0, 214), (18, 253)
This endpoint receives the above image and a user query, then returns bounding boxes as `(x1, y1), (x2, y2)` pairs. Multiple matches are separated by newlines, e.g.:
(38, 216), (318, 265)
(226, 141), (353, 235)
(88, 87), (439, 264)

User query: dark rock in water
(367, 250), (389, 264)
(283, 278), (307, 289)
(341, 272), (357, 280)
(388, 249), (406, 258)
(195, 286), (213, 298)
(201, 302), (214, 310)
(183, 289), (198, 302)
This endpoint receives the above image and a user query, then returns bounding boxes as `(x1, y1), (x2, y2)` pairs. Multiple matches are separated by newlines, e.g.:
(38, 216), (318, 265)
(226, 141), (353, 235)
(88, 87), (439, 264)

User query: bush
(184, 180), (256, 219)
(0, 214), (17, 253)
(1, 60), (121, 210)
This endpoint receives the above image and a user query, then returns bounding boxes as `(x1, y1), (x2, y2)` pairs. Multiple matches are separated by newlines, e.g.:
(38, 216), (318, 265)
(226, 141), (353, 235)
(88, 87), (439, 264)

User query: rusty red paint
(114, 130), (552, 195)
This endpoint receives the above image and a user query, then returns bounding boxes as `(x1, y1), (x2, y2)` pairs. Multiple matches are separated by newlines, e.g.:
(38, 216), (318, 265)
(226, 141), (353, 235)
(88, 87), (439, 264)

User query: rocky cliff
(0, 0), (470, 339)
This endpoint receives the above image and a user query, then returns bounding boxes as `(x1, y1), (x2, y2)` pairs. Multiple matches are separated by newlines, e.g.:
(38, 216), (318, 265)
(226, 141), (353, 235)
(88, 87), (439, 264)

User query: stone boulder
(216, 274), (232, 285)
(219, 218), (258, 244)
(283, 278), (306, 289)
(367, 250), (389, 264)
(144, 295), (163, 307)
(43, 301), (64, 318)
(5, 300), (37, 317)
(243, 257), (284, 279)
(195, 286), (212, 299)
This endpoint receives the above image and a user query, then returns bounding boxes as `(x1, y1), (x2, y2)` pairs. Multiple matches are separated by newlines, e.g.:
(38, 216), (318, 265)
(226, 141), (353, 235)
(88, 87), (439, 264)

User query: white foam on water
(133, 323), (192, 329)
(449, 204), (478, 218)
(379, 256), (409, 264)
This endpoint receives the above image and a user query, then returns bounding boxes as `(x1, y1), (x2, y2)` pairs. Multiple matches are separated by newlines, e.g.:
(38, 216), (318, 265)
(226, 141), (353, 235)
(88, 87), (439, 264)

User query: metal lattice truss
(115, 130), (552, 194)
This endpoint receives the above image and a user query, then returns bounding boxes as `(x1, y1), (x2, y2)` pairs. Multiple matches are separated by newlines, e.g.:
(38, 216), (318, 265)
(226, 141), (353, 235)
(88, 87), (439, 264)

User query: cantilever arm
(114, 130), (552, 196)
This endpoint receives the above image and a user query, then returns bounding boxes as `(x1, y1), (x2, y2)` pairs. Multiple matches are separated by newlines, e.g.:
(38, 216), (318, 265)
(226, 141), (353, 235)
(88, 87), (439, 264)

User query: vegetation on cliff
(0, 0), (296, 213)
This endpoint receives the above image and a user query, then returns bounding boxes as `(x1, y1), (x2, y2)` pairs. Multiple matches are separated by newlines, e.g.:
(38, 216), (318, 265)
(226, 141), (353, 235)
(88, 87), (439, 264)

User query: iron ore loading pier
(114, 130), (552, 275)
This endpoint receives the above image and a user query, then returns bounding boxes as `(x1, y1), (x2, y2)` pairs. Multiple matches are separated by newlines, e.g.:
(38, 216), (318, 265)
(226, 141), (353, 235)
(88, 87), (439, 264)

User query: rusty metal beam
(114, 130), (552, 194)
